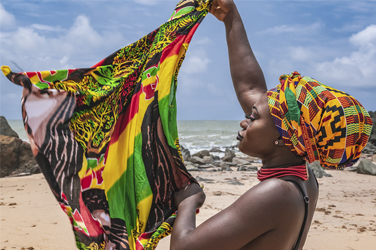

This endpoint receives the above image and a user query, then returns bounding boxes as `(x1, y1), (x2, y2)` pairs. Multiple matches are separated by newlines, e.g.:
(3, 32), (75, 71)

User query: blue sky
(1, 0), (376, 120)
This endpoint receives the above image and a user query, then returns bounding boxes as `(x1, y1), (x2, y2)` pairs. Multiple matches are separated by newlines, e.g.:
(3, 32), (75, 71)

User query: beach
(1, 169), (376, 250)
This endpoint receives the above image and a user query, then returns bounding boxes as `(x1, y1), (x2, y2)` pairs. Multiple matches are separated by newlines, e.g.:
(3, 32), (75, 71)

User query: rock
(356, 159), (376, 176)
(196, 176), (215, 183)
(0, 135), (23, 177)
(237, 165), (258, 171)
(362, 143), (376, 154)
(309, 161), (332, 178)
(232, 157), (250, 166)
(190, 156), (206, 165)
(219, 162), (233, 171)
(212, 155), (220, 161)
(186, 164), (199, 172)
(181, 146), (191, 162)
(227, 177), (244, 185)
(202, 156), (214, 164)
(368, 111), (376, 146)
(0, 135), (37, 177)
(0, 116), (19, 138)
(198, 164), (213, 169)
(223, 148), (236, 162)
(19, 141), (37, 169)
(192, 150), (210, 158)
(30, 165), (41, 174)
(345, 166), (357, 172)
(210, 147), (223, 153)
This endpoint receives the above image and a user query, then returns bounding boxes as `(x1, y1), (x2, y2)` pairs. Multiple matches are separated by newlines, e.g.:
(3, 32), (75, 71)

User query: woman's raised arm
(210, 0), (267, 114)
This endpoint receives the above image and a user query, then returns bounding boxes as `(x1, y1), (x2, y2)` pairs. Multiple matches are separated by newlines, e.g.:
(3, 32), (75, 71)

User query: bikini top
(285, 179), (309, 250)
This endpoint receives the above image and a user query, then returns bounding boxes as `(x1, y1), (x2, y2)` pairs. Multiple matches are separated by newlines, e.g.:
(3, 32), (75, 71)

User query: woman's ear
(274, 137), (285, 146)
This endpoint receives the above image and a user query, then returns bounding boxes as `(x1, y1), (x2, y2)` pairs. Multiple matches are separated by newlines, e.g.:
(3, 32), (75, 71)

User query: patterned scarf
(267, 71), (372, 169)
(1, 1), (212, 249)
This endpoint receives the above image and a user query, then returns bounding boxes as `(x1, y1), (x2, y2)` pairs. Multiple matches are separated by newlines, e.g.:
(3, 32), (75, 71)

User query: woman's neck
(260, 146), (304, 169)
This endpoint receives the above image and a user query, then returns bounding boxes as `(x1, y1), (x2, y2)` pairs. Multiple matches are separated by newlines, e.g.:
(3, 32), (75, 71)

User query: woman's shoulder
(238, 178), (306, 216)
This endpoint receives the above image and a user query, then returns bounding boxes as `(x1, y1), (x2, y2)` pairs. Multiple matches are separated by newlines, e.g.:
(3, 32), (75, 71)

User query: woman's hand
(209, 0), (236, 22)
(174, 183), (205, 209)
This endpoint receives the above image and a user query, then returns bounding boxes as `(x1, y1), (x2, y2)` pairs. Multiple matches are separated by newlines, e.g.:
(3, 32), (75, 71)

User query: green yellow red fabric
(1, 1), (212, 249)
(267, 72), (373, 169)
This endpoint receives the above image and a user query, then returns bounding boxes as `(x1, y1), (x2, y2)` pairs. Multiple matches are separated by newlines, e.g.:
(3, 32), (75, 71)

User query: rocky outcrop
(308, 161), (332, 178)
(0, 117), (38, 178)
(0, 135), (23, 177)
(0, 116), (19, 138)
(368, 111), (376, 146)
(223, 148), (236, 162)
(356, 159), (376, 176)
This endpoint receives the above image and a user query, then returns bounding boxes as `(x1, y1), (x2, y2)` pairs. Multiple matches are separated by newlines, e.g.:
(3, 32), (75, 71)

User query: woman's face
(237, 94), (280, 158)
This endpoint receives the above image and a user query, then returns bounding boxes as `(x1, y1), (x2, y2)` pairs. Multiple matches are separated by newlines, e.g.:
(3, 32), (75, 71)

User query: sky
(1, 0), (376, 120)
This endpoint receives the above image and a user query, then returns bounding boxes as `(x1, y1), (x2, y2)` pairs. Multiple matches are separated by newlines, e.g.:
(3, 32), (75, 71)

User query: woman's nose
(240, 119), (249, 129)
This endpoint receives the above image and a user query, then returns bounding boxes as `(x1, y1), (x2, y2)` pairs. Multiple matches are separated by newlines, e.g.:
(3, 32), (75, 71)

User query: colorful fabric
(267, 72), (373, 169)
(1, 1), (212, 249)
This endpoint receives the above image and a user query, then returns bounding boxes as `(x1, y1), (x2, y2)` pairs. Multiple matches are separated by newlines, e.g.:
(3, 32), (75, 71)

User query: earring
(275, 140), (279, 145)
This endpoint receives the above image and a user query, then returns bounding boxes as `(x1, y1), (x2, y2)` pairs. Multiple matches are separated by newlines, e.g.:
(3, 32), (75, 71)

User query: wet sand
(1, 170), (376, 250)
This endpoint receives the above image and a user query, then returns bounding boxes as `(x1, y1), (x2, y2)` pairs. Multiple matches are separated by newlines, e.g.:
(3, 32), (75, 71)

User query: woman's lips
(237, 131), (244, 140)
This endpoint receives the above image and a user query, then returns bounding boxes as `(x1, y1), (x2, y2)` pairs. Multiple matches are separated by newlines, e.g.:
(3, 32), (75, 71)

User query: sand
(1, 170), (376, 250)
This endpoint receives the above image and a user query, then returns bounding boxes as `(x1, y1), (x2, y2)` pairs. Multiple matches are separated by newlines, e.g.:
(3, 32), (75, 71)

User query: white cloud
(31, 24), (64, 32)
(260, 22), (323, 35)
(0, 14), (127, 71)
(0, 3), (16, 28)
(314, 24), (376, 87)
(181, 54), (211, 74)
(349, 24), (376, 46)
(288, 46), (316, 62)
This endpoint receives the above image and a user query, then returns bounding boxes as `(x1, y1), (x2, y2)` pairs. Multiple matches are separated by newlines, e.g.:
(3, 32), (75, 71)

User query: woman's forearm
(170, 201), (197, 250)
(224, 4), (267, 110)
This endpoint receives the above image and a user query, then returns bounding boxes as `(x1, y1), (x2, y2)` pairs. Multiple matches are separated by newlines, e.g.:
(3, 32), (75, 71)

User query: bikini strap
(285, 179), (309, 250)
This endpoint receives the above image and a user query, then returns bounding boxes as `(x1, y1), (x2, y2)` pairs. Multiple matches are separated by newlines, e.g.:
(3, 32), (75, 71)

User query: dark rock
(190, 156), (206, 165)
(19, 141), (36, 169)
(0, 116), (19, 138)
(356, 159), (376, 176)
(0, 135), (37, 177)
(223, 148), (236, 162)
(309, 161), (332, 178)
(0, 135), (22, 177)
(192, 150), (210, 158)
(212, 155), (220, 161)
(368, 111), (376, 146)
(362, 143), (376, 154)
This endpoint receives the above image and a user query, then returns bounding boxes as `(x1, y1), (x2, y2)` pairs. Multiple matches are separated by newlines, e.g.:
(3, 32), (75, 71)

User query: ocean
(7, 119), (243, 155)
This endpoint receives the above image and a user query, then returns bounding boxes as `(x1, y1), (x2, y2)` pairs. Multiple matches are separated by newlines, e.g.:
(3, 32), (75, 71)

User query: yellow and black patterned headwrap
(267, 72), (373, 169)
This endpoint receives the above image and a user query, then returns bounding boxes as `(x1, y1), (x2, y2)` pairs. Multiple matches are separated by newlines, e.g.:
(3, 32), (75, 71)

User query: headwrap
(1, 1), (212, 249)
(267, 72), (373, 169)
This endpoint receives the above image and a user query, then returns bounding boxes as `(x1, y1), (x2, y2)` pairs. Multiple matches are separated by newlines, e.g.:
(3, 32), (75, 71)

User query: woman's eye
(245, 115), (256, 121)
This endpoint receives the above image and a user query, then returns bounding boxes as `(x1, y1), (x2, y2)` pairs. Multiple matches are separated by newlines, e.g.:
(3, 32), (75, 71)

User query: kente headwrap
(267, 72), (373, 170)
(1, 1), (212, 249)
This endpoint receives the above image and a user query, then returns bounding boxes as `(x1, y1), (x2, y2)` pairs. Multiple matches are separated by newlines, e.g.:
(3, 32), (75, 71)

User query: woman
(170, 0), (372, 250)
